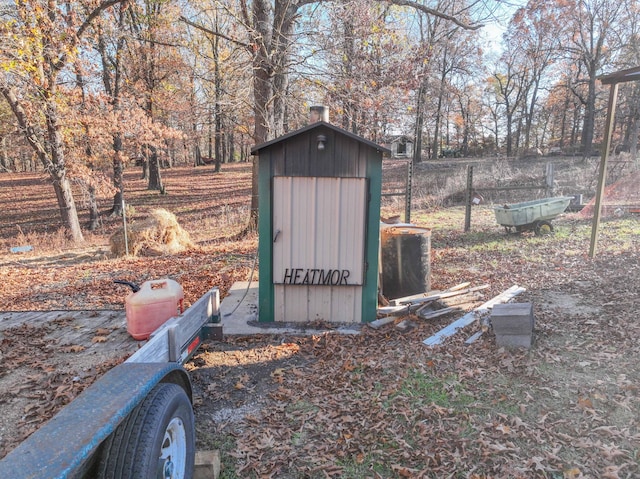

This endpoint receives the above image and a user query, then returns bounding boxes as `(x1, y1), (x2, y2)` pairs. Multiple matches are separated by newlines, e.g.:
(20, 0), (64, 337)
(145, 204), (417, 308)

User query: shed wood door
(273, 176), (367, 287)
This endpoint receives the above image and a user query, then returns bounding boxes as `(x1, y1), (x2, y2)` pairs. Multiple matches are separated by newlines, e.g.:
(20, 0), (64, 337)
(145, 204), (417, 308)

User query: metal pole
(122, 198), (129, 256)
(589, 82), (619, 259)
(405, 159), (413, 224)
(464, 165), (473, 232)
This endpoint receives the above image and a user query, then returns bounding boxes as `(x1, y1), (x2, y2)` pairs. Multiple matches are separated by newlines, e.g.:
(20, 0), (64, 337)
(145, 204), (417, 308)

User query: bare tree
(561, 0), (625, 158)
(490, 45), (529, 158)
(183, 0), (483, 229)
(0, 0), (125, 242)
(505, 0), (562, 153)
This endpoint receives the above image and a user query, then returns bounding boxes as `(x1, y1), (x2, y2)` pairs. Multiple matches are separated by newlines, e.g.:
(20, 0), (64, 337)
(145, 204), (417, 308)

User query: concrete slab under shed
(219, 282), (360, 336)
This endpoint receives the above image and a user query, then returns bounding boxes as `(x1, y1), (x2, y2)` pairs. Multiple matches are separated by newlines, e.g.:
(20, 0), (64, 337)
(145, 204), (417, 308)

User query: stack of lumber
(371, 283), (488, 329)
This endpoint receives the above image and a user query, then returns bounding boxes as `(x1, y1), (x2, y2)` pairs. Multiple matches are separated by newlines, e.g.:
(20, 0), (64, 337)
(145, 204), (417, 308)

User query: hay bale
(110, 209), (198, 257)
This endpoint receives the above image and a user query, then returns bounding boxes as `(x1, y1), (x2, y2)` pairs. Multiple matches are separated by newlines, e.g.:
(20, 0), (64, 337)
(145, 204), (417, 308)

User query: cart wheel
(534, 221), (553, 236)
(96, 383), (195, 479)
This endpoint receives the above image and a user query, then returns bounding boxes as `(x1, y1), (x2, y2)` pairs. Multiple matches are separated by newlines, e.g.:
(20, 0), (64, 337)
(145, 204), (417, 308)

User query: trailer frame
(0, 287), (220, 479)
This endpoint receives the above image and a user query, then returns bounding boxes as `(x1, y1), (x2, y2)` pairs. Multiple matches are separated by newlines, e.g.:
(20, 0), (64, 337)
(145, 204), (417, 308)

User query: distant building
(388, 135), (414, 159)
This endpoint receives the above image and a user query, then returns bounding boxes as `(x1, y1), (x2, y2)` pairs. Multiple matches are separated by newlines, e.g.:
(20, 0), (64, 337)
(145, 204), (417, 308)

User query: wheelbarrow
(494, 196), (573, 235)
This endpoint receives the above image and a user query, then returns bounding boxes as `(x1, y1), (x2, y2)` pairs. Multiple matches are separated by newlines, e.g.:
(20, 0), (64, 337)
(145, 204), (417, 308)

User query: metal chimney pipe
(309, 105), (329, 123)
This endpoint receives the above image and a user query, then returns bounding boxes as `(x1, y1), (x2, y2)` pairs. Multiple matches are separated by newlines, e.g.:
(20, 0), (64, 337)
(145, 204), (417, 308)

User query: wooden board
(0, 309), (138, 356)
(422, 285), (526, 347)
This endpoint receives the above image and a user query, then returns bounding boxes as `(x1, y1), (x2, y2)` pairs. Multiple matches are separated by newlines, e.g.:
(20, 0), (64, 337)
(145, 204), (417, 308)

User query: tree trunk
(87, 184), (100, 230)
(0, 136), (8, 171)
(75, 64), (102, 231)
(229, 130), (236, 163)
(272, 1), (295, 138)
(212, 15), (223, 174)
(46, 86), (86, 242)
(618, 83), (639, 166)
(215, 116), (222, 173)
(580, 72), (597, 159)
(194, 144), (203, 166)
(148, 146), (163, 191)
(52, 170), (85, 242)
(524, 80), (540, 151)
(97, 7), (126, 217)
(571, 104), (581, 149)
(559, 89), (570, 148)
(460, 97), (470, 157)
(505, 109), (513, 158)
(432, 90), (443, 159)
(432, 58), (452, 159)
(414, 83), (426, 163)
(111, 133), (124, 216)
(1, 85), (85, 242)
(246, 0), (273, 231)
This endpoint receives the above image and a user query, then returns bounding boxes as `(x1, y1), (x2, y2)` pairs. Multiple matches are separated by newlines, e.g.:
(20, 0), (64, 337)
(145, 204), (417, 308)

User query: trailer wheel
(97, 382), (195, 479)
(534, 221), (553, 236)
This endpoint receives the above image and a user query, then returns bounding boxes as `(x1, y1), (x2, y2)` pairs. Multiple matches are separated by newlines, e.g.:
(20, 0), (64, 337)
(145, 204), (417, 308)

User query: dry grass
(1, 156), (636, 254)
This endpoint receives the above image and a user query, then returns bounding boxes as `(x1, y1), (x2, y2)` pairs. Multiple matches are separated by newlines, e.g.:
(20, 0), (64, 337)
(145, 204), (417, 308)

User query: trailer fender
(0, 362), (191, 479)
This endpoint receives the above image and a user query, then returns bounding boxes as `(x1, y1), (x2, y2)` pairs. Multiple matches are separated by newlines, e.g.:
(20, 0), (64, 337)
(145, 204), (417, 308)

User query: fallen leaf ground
(1, 160), (639, 478)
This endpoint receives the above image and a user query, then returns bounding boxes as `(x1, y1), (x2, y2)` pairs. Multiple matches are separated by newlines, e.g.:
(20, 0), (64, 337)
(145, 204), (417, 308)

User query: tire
(96, 383), (195, 479)
(534, 220), (553, 236)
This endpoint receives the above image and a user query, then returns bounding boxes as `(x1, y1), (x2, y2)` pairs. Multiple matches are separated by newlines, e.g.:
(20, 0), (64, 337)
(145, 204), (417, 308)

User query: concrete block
(194, 450), (221, 479)
(492, 303), (534, 349)
(491, 303), (534, 335)
(495, 333), (533, 349)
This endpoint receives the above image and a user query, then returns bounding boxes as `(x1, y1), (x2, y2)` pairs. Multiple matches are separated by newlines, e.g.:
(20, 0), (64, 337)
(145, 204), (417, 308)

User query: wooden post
(464, 165), (473, 232)
(589, 83), (618, 258)
(545, 163), (555, 197)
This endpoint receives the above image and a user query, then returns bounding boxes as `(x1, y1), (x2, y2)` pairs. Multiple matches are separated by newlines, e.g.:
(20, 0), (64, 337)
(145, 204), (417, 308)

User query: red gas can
(124, 279), (184, 340)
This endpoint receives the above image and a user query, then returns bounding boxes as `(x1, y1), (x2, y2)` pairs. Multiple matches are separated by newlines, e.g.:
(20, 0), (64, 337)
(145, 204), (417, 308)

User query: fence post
(122, 198), (129, 256)
(545, 163), (555, 196)
(464, 165), (473, 232)
(405, 159), (413, 224)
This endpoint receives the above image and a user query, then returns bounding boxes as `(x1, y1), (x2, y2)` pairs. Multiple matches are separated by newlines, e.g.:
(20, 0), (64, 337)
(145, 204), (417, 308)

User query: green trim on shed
(362, 155), (382, 322)
(257, 155), (275, 323)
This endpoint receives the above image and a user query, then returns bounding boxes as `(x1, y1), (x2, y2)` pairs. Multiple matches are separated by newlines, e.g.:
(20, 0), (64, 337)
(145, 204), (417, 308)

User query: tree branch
(180, 15), (251, 50)
(0, 82), (51, 167)
(293, 0), (483, 30)
(53, 0), (128, 72)
(384, 0), (483, 30)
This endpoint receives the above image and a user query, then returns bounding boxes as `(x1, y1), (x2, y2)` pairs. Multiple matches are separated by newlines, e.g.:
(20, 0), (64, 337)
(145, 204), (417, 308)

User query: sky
(478, 0), (528, 56)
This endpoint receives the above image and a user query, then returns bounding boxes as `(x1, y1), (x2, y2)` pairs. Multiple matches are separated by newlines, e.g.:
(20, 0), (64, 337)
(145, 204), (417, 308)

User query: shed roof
(251, 121), (391, 155)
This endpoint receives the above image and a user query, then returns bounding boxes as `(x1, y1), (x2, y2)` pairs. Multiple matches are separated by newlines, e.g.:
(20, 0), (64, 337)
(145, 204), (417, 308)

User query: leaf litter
(0, 165), (639, 477)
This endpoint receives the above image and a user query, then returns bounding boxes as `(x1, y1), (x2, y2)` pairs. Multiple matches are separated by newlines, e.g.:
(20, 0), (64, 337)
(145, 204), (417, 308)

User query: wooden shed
(252, 121), (390, 323)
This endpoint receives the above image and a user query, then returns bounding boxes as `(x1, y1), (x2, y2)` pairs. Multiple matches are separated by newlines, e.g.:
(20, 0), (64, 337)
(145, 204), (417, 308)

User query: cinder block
(491, 303), (534, 335)
(495, 333), (533, 348)
(492, 303), (534, 349)
(194, 450), (221, 479)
